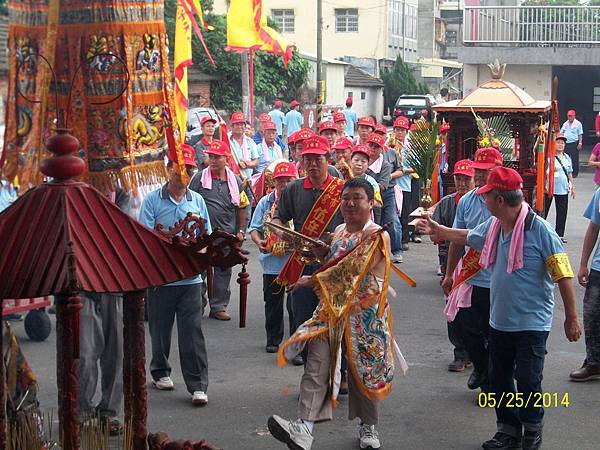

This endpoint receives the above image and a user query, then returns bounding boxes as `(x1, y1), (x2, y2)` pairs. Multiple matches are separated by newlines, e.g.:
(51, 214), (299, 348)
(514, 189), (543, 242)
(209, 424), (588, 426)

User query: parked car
(186, 107), (221, 147)
(393, 95), (437, 122)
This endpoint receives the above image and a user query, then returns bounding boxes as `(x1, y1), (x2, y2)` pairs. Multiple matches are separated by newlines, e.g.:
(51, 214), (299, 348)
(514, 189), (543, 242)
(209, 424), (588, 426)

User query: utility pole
(241, 52), (250, 118)
(316, 0), (323, 126)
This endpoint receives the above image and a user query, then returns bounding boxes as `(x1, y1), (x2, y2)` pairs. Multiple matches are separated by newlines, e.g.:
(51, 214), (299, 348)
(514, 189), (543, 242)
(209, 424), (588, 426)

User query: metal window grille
(272, 9), (295, 33)
(335, 8), (359, 33)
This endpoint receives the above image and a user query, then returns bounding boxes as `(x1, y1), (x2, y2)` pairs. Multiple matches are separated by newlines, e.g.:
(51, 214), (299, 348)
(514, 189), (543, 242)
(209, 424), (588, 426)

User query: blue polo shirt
(285, 109), (304, 135)
(248, 192), (290, 275)
(257, 143), (282, 173)
(397, 147), (412, 192)
(560, 119), (583, 144)
(553, 153), (573, 196)
(467, 213), (565, 332)
(139, 185), (212, 286)
(453, 188), (492, 288)
(0, 180), (17, 212)
(269, 109), (286, 135)
(342, 108), (358, 137)
(229, 135), (259, 179)
(584, 189), (600, 272)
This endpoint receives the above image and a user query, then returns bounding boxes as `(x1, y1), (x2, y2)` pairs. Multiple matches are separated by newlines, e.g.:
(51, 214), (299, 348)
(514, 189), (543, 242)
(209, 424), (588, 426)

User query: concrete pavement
(12, 168), (600, 449)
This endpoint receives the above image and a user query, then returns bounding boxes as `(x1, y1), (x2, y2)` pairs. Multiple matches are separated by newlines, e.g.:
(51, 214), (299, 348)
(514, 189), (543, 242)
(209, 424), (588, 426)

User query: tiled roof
(344, 66), (384, 88)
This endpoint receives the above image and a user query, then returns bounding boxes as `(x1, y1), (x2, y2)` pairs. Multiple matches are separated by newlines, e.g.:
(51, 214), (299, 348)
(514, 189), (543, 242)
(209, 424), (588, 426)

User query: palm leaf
(472, 108), (513, 161)
(405, 121), (440, 183)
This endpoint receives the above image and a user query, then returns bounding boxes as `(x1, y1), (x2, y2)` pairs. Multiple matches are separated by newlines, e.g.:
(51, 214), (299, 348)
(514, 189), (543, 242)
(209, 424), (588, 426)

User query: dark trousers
(583, 269), (600, 366)
(565, 142), (579, 177)
(489, 328), (549, 436)
(454, 286), (490, 376)
(381, 188), (402, 254)
(544, 194), (569, 237)
(263, 274), (290, 346)
(400, 191), (411, 244)
(147, 283), (208, 394)
(447, 314), (468, 361)
(290, 266), (320, 330)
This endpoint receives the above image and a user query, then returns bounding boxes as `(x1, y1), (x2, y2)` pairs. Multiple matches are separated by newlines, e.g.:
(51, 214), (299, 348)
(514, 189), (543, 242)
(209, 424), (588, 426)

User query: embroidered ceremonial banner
(2, 0), (182, 193)
(451, 247), (482, 291)
(275, 176), (344, 286)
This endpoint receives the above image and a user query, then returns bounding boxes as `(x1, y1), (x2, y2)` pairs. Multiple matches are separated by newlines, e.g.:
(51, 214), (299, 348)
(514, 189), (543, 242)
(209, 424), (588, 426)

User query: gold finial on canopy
(487, 59), (506, 80)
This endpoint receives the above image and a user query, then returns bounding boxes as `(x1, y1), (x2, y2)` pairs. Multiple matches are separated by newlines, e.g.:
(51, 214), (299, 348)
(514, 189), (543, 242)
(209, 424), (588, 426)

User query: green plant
(472, 109), (514, 161)
(405, 121), (440, 183)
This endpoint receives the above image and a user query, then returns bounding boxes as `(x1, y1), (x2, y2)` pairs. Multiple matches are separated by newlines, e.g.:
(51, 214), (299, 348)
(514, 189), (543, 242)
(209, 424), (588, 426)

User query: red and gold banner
(275, 176), (345, 286)
(451, 248), (482, 291)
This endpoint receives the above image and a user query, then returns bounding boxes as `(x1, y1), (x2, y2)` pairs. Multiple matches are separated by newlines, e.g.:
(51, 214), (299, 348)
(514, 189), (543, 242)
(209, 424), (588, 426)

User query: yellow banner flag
(226, 0), (293, 65)
(174, 1), (193, 141)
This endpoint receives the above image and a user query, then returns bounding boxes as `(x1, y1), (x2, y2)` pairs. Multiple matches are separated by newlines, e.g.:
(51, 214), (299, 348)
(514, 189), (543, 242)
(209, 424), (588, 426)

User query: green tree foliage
(164, 0), (309, 112)
(0, 0), (7, 15)
(381, 56), (428, 112)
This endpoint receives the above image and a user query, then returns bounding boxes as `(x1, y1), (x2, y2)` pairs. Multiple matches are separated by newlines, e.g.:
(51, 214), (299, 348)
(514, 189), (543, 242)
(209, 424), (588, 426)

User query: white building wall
(463, 64), (552, 100)
(345, 86), (384, 121)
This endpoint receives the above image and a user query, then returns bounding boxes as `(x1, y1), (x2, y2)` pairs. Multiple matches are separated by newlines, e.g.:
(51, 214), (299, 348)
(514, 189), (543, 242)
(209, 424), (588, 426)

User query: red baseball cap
(201, 116), (217, 127)
(567, 109), (576, 116)
(204, 140), (229, 157)
(319, 120), (337, 133)
(287, 131), (299, 145)
(274, 100), (283, 108)
(352, 144), (371, 159)
(367, 133), (385, 147)
(170, 143), (197, 167)
(333, 111), (346, 123)
(393, 116), (409, 129)
(258, 113), (271, 123)
(346, 97), (353, 106)
(357, 116), (375, 129)
(333, 137), (353, 150)
(263, 121), (277, 131)
(272, 161), (298, 179)
(472, 147), (503, 170)
(555, 133), (567, 141)
(452, 159), (474, 177)
(290, 100), (300, 108)
(374, 124), (388, 135)
(302, 136), (330, 156)
(230, 112), (246, 125)
(296, 128), (316, 142)
(476, 166), (523, 195)
(439, 122), (450, 133)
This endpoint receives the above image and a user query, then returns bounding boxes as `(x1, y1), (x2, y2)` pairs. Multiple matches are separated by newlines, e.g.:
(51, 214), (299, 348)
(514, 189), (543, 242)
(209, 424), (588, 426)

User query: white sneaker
(268, 415), (313, 450)
(359, 424), (381, 449)
(191, 391), (208, 406)
(392, 252), (403, 263)
(152, 377), (174, 390)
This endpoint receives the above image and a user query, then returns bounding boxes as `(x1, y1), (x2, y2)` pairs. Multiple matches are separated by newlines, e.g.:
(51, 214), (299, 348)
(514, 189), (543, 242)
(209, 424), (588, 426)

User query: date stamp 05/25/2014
(477, 392), (571, 409)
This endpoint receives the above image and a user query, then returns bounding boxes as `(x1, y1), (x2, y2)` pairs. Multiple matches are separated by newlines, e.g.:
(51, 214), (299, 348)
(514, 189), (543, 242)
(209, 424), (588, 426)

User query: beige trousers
(297, 338), (379, 425)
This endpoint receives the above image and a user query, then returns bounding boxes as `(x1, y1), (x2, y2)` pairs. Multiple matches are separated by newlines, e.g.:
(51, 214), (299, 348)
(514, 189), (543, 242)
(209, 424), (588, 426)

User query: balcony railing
(463, 5), (600, 46)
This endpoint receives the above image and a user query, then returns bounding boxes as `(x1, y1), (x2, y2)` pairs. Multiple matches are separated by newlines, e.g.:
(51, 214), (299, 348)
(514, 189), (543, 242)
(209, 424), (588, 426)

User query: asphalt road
(12, 166), (600, 450)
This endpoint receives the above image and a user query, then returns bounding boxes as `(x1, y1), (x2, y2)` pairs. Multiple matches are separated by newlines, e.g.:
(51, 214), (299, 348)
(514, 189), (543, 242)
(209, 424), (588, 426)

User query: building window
(335, 8), (358, 33)
(271, 9), (295, 33)
(361, 92), (366, 100)
(347, 91), (354, 98)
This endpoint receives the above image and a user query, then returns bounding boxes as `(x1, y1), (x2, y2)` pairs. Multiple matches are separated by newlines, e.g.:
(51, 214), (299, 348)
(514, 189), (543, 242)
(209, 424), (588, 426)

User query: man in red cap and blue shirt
(418, 166), (581, 450)
(257, 121), (284, 173)
(190, 140), (250, 321)
(431, 159), (475, 372)
(255, 113), (286, 150)
(270, 99), (287, 141)
(249, 161), (298, 353)
(285, 100), (304, 137)
(442, 147), (503, 393)
(342, 97), (358, 138)
(354, 116), (376, 146)
(139, 144), (213, 406)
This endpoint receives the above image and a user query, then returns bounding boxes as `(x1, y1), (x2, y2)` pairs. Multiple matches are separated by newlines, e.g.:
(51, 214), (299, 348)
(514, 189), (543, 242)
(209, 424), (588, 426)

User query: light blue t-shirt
(342, 108), (358, 137)
(269, 109), (286, 135)
(248, 192), (290, 275)
(285, 109), (304, 136)
(552, 153), (573, 196)
(453, 188), (492, 288)
(229, 135), (259, 179)
(397, 147), (412, 192)
(0, 180), (17, 212)
(257, 143), (283, 173)
(583, 189), (600, 272)
(560, 119), (583, 144)
(467, 213), (565, 332)
(139, 185), (212, 286)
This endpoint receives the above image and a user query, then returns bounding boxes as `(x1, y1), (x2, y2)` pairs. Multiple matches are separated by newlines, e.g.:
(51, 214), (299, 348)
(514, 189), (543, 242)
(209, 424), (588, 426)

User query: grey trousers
(78, 293), (123, 419)
(147, 283), (208, 394)
(210, 267), (232, 313)
(297, 338), (379, 425)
